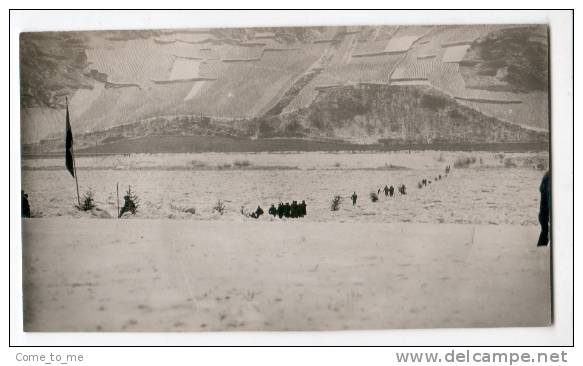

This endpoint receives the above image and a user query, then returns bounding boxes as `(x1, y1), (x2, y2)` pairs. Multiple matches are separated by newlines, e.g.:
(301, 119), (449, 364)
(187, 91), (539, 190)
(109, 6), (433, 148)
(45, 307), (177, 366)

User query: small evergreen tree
(330, 195), (342, 211)
(214, 199), (226, 215)
(79, 188), (97, 211)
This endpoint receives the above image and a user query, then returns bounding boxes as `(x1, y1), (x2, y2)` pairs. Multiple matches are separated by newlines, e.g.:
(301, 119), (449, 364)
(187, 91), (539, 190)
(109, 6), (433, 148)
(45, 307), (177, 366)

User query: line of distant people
(349, 165), (453, 206)
(349, 183), (406, 206)
(417, 165), (451, 189)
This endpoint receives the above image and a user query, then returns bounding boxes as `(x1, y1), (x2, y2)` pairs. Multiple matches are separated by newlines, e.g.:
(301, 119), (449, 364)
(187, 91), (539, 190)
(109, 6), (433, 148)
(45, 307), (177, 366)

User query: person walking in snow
(537, 171), (551, 247)
(21, 190), (31, 218)
(268, 204), (277, 217)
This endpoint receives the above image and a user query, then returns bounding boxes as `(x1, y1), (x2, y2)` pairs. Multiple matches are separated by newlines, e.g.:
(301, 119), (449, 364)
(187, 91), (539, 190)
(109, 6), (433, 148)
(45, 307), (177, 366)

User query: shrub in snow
(78, 188), (97, 211)
(454, 155), (477, 168)
(330, 195), (342, 211)
(214, 199), (226, 215)
(233, 159), (251, 168)
(504, 157), (517, 168)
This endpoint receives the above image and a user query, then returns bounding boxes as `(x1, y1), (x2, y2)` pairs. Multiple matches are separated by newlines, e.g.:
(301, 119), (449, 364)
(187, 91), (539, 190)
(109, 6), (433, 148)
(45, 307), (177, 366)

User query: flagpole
(116, 182), (120, 218)
(72, 143), (80, 207)
(67, 97), (81, 206)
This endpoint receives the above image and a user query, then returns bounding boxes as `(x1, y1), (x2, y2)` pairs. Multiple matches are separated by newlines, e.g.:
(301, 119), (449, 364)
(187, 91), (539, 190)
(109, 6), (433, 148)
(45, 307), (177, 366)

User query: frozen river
(21, 150), (548, 225)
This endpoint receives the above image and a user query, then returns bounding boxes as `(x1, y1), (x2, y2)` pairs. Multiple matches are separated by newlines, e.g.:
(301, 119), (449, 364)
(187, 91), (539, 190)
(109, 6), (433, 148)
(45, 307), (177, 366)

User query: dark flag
(65, 99), (75, 177)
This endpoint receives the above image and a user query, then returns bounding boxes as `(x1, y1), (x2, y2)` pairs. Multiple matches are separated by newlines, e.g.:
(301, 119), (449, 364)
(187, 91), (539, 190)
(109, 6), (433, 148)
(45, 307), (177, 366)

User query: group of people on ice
(377, 184), (402, 198)
(268, 201), (307, 219)
(247, 200), (308, 219)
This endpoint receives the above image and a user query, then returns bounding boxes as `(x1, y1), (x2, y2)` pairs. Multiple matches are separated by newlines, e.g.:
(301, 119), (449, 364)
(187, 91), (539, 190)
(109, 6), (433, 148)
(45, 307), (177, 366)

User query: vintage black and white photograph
(20, 23), (551, 332)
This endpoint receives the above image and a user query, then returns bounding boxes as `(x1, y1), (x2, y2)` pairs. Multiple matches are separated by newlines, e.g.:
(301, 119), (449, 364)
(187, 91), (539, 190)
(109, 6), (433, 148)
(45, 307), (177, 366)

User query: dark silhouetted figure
(268, 204), (277, 217)
(537, 171), (551, 247)
(423, 179), (427, 187)
(399, 184), (407, 195)
(250, 205), (264, 219)
(291, 201), (299, 218)
(284, 202), (291, 218)
(277, 202), (284, 218)
(118, 194), (137, 218)
(438, 174), (442, 180)
(383, 185), (389, 197)
(377, 188), (381, 195)
(389, 186), (395, 197)
(418, 182), (423, 189)
(299, 200), (307, 217)
(21, 190), (31, 218)
(351, 192), (358, 206)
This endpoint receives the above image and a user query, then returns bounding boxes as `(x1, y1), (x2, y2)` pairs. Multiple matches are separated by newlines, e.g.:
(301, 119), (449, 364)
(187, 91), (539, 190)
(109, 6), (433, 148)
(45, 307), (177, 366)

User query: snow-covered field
(22, 151), (548, 225)
(21, 151), (551, 331)
(22, 219), (551, 331)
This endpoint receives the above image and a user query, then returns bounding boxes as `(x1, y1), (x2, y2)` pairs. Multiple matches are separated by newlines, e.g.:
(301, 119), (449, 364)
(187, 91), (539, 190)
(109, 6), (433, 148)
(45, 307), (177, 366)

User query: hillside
(24, 83), (548, 155)
(20, 24), (550, 151)
(256, 84), (548, 144)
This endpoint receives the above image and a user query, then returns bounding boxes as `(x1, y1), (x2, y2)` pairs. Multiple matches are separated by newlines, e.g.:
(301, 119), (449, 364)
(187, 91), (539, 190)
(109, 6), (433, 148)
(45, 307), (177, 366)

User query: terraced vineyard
(283, 52), (404, 113)
(157, 42), (210, 59)
(353, 40), (392, 57)
(178, 62), (295, 118)
(390, 53), (439, 83)
(86, 39), (175, 86)
(21, 25), (550, 148)
(258, 43), (328, 73)
(313, 28), (339, 43)
(218, 45), (265, 61)
(154, 31), (216, 45)
(456, 92), (549, 130)
(372, 25), (399, 41)
(323, 60), (397, 84)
